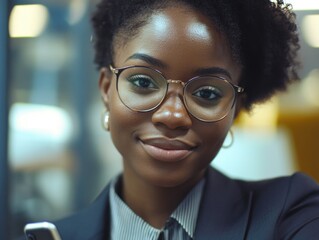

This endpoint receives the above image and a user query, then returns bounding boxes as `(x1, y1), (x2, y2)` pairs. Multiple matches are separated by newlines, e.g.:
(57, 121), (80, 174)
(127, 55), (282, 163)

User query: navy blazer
(42, 167), (319, 239)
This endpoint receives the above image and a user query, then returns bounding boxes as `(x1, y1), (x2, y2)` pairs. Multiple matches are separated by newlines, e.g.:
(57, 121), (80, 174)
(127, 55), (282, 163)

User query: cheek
(107, 84), (132, 145)
(107, 83), (147, 152)
(197, 110), (235, 159)
(108, 81), (134, 127)
(108, 105), (138, 163)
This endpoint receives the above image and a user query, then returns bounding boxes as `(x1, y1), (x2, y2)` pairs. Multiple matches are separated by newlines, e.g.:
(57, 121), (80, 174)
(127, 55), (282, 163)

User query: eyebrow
(125, 53), (232, 80)
(126, 53), (167, 69)
(194, 67), (232, 80)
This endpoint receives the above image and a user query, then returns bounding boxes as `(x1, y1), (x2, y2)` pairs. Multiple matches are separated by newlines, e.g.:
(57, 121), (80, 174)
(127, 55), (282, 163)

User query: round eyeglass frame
(109, 65), (244, 122)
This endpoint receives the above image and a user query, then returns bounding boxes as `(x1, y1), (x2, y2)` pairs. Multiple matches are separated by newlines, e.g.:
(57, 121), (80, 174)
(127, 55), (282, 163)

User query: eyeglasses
(110, 65), (244, 122)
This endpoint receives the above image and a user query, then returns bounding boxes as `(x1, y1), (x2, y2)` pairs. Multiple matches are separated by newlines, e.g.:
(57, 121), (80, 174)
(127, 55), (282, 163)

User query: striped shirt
(109, 177), (205, 240)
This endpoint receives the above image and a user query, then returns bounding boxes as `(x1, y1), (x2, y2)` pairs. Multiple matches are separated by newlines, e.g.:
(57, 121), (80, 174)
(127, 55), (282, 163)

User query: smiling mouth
(139, 138), (196, 162)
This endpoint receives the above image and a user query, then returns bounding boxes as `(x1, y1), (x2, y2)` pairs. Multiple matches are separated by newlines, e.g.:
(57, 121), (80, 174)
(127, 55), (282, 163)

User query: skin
(99, 6), (243, 228)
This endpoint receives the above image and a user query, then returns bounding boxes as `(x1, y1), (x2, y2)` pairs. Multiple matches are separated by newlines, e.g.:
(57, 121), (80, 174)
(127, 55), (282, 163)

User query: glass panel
(8, 0), (121, 238)
(0, 0), (10, 239)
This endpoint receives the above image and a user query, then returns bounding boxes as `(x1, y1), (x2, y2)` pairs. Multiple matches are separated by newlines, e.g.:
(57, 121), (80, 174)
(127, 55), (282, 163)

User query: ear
(98, 67), (112, 109)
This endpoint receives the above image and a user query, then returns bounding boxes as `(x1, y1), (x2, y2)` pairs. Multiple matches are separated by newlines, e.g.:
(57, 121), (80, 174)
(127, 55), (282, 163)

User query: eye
(192, 86), (223, 101)
(127, 75), (158, 89)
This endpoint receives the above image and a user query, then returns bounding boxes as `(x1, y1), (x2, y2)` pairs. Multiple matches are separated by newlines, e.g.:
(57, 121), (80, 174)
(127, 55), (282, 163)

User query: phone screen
(24, 222), (61, 240)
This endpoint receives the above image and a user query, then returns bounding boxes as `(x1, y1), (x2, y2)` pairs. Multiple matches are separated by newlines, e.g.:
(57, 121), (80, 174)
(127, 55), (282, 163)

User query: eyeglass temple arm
(109, 65), (119, 74)
(236, 86), (244, 93)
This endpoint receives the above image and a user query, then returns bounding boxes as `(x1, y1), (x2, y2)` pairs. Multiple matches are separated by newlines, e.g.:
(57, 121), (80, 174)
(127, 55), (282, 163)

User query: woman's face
(99, 6), (242, 188)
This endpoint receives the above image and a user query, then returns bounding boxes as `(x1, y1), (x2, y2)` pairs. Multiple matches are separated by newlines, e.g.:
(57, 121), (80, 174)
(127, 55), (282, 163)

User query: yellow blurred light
(302, 15), (319, 48)
(237, 97), (279, 132)
(9, 4), (49, 38)
(302, 69), (319, 107)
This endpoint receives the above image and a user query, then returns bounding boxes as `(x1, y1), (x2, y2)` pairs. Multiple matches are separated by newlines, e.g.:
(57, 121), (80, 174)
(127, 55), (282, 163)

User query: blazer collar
(194, 167), (253, 240)
(58, 167), (252, 240)
(55, 184), (111, 240)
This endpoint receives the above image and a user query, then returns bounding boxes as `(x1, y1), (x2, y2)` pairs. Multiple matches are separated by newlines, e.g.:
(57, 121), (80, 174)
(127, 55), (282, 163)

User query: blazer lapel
(194, 167), (253, 240)
(55, 183), (111, 240)
(56, 169), (252, 239)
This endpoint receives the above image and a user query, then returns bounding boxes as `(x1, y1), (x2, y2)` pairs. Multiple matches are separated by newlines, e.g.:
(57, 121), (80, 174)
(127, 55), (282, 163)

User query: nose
(152, 90), (192, 130)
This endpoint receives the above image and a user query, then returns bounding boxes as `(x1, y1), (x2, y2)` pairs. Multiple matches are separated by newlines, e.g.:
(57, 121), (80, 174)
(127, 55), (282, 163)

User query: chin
(143, 166), (206, 189)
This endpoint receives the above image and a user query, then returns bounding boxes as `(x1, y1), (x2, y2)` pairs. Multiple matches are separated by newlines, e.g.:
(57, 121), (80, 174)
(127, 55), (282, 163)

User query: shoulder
(237, 172), (319, 212)
(270, 173), (319, 239)
(237, 172), (319, 198)
(54, 183), (112, 240)
(237, 171), (319, 238)
(206, 167), (318, 200)
(205, 168), (319, 238)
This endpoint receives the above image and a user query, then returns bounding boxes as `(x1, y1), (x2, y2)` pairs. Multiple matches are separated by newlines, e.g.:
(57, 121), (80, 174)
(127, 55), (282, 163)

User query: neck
(120, 167), (204, 229)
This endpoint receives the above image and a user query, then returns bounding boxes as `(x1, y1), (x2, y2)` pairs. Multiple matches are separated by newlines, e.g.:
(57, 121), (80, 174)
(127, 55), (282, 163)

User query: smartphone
(24, 222), (62, 240)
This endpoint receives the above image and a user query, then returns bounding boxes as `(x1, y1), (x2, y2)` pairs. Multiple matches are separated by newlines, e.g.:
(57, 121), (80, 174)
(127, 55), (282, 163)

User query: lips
(139, 137), (196, 162)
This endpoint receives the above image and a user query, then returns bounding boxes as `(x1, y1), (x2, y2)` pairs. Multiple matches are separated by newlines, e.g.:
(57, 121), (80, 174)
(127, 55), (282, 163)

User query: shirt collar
(109, 176), (205, 239)
(170, 179), (205, 237)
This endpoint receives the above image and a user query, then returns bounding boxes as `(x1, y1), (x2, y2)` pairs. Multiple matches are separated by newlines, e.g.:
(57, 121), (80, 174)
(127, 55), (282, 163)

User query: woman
(48, 0), (319, 239)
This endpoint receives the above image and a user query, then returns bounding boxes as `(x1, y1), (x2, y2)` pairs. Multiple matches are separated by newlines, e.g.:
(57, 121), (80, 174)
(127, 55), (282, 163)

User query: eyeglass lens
(116, 66), (236, 122)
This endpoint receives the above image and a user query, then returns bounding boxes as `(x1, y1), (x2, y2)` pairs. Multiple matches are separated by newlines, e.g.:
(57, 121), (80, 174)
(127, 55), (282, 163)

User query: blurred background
(0, 0), (318, 239)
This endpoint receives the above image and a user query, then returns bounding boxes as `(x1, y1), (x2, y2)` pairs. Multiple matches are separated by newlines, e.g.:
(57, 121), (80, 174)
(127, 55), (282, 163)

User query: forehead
(145, 8), (213, 44)
(113, 6), (240, 81)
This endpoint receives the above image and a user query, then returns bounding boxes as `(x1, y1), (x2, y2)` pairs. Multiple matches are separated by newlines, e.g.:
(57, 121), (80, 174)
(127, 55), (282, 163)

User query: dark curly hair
(91, 0), (300, 110)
